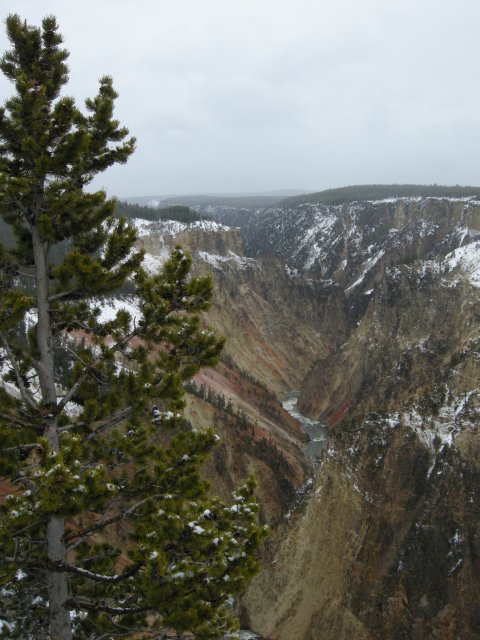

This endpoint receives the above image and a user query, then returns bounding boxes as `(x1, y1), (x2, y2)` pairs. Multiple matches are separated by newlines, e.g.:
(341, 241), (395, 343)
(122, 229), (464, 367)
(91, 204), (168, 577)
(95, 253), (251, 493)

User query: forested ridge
(282, 183), (480, 207)
(114, 200), (212, 223)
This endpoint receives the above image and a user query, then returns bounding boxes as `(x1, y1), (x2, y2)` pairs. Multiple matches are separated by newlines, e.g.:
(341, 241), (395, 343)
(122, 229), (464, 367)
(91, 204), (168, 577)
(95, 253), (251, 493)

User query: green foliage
(0, 14), (265, 639)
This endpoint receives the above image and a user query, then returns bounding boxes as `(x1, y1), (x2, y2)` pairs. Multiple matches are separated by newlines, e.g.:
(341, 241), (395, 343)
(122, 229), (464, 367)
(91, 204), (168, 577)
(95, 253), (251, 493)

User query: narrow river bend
(282, 392), (328, 460)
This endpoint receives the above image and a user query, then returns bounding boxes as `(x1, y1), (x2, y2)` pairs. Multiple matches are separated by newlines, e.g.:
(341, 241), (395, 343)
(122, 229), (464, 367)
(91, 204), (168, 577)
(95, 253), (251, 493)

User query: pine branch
(53, 360), (98, 415)
(1, 556), (143, 584)
(6, 517), (44, 537)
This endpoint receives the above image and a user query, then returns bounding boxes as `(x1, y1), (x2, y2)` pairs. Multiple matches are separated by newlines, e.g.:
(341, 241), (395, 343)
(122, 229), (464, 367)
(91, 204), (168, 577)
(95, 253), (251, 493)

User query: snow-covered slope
(244, 197), (480, 294)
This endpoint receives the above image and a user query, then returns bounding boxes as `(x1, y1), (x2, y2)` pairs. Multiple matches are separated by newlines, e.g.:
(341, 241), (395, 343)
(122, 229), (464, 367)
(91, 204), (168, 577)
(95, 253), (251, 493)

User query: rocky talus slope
(131, 196), (480, 638)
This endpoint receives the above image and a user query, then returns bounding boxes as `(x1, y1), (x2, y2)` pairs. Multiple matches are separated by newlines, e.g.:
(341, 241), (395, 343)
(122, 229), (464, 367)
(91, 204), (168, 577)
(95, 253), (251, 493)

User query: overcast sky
(1, 0), (480, 198)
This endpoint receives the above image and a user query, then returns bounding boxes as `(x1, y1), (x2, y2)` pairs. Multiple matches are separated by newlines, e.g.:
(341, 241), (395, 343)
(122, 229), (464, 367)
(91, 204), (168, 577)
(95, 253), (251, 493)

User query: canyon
(130, 192), (479, 638)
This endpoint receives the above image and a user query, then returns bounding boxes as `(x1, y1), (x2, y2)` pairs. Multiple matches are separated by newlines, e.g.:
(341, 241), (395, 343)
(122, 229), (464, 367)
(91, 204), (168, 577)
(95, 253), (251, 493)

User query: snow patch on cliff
(387, 389), (479, 457)
(198, 251), (254, 270)
(131, 218), (229, 238)
(445, 240), (480, 287)
(345, 249), (385, 292)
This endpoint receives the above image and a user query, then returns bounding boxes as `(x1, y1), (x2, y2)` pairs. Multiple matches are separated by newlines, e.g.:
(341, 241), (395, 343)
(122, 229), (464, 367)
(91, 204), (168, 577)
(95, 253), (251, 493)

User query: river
(282, 391), (329, 459)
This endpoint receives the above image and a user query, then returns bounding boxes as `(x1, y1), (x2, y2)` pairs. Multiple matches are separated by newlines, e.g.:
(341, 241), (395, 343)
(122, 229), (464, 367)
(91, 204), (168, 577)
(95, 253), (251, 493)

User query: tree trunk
(32, 227), (72, 640)
(47, 518), (72, 640)
(31, 227), (57, 411)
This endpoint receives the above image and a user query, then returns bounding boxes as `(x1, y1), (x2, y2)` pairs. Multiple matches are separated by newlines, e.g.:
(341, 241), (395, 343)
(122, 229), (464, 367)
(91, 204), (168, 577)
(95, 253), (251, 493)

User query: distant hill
(126, 190), (308, 210)
(153, 195), (283, 209)
(281, 184), (480, 207)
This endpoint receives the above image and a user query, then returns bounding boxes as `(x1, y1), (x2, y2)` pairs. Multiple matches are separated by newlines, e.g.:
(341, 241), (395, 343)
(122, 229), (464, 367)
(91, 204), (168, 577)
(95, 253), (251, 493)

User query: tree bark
(31, 227), (58, 413)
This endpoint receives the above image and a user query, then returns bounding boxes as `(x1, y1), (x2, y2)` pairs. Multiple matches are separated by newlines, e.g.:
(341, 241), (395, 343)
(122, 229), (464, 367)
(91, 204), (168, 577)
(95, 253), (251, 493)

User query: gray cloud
(1, 0), (480, 197)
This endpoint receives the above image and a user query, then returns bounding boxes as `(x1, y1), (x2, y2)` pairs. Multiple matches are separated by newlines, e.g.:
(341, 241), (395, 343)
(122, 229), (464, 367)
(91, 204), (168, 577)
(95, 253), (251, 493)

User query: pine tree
(0, 15), (265, 639)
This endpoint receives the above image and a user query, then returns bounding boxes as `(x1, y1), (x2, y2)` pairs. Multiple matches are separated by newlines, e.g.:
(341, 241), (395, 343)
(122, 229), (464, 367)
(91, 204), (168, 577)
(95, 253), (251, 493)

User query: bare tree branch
(15, 269), (37, 280)
(59, 404), (132, 435)
(54, 330), (137, 417)
(0, 332), (38, 410)
(67, 596), (152, 615)
(47, 289), (79, 303)
(58, 560), (143, 583)
(64, 495), (160, 545)
(4, 443), (43, 452)
(0, 412), (41, 431)
(86, 407), (133, 438)
(12, 197), (33, 230)
(1, 556), (143, 584)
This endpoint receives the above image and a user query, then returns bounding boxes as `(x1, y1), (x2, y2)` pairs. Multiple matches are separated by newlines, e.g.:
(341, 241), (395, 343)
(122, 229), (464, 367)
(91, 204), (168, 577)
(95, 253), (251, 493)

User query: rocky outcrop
(134, 219), (242, 258)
